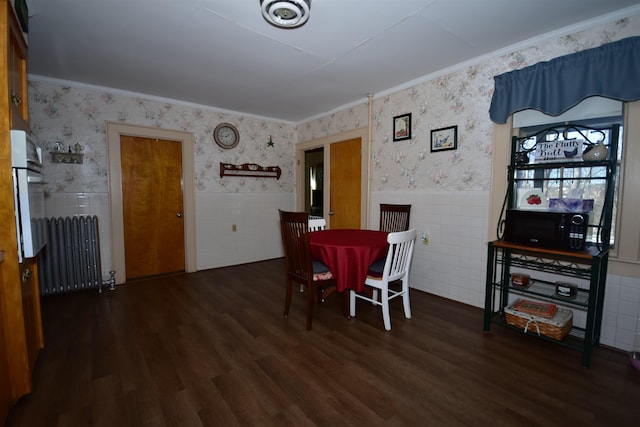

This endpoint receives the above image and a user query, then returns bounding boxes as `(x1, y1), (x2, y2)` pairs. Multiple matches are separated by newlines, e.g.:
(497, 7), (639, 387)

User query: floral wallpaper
(298, 15), (640, 193)
(28, 83), (297, 195)
(29, 13), (639, 198)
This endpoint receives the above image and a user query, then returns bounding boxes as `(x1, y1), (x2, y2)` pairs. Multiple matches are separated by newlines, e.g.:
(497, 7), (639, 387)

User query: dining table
(308, 229), (389, 293)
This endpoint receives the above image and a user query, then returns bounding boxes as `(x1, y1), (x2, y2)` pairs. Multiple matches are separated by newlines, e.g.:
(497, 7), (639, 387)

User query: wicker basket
(505, 299), (573, 341)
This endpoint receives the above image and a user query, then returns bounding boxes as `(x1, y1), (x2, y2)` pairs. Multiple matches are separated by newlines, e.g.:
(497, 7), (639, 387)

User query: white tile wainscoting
(371, 190), (640, 353)
(43, 191), (295, 280)
(45, 190), (639, 352)
(195, 192), (294, 270)
(44, 192), (112, 280)
(370, 191), (489, 308)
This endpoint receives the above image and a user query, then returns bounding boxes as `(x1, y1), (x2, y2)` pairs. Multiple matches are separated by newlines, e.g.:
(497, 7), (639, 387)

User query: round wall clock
(213, 123), (239, 149)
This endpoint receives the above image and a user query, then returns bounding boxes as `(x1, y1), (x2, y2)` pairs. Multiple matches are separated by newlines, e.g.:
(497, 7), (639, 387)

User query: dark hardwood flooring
(6, 258), (640, 427)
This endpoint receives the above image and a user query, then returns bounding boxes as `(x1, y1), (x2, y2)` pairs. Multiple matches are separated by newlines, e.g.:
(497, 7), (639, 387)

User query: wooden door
(120, 136), (185, 280)
(19, 259), (43, 372)
(329, 138), (361, 229)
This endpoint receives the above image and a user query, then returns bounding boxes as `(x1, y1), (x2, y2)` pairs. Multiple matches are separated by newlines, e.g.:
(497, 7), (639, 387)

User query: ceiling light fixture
(261, 0), (311, 29)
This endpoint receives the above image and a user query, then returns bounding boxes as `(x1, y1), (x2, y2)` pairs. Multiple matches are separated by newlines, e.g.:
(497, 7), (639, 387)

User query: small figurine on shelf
(50, 141), (84, 164)
(582, 141), (608, 161)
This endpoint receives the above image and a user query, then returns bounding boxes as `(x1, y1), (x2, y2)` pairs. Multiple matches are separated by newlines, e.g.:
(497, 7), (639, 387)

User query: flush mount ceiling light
(261, 0), (311, 29)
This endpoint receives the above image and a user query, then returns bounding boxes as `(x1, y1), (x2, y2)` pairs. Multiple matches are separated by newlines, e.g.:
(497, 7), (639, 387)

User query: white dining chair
(350, 229), (416, 330)
(308, 216), (326, 232)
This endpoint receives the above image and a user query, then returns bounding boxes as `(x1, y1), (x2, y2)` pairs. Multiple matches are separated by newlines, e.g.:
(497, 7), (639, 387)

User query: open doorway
(304, 148), (324, 217)
(296, 127), (370, 229)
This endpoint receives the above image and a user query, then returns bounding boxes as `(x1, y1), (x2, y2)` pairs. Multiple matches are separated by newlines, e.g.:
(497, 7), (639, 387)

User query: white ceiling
(25, 0), (640, 123)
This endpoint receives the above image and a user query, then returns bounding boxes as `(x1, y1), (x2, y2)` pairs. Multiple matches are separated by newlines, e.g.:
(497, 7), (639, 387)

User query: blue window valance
(489, 36), (640, 124)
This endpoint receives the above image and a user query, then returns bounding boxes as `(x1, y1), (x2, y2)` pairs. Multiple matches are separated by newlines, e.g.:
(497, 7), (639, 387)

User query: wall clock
(213, 123), (239, 149)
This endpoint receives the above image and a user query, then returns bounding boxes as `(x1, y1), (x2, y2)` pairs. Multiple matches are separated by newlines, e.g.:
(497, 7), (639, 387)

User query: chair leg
(349, 290), (356, 317)
(342, 291), (350, 318)
(316, 284), (325, 303)
(306, 283), (315, 331)
(321, 285), (337, 302)
(284, 278), (293, 317)
(381, 287), (391, 331)
(402, 279), (412, 319)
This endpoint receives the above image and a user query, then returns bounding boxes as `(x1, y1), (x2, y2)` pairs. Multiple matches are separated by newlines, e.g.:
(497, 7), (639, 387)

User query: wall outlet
(232, 224), (237, 232)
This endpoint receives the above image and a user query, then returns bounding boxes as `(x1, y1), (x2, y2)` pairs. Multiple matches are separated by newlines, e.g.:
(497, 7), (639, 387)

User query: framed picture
(393, 113), (412, 141)
(431, 125), (457, 152)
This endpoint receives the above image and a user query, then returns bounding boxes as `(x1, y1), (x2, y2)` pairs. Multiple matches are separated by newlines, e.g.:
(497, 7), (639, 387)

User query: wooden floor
(6, 258), (640, 427)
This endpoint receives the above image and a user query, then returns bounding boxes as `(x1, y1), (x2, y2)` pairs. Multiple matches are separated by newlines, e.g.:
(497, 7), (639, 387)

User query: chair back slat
(382, 229), (416, 282)
(379, 204), (411, 232)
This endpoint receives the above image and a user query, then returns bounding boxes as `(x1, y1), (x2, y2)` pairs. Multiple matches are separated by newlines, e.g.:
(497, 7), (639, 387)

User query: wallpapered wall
(298, 15), (639, 193)
(28, 84), (297, 195)
(30, 15), (639, 198)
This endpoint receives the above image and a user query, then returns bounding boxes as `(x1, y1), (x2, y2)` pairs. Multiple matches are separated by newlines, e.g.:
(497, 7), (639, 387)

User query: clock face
(214, 123), (239, 149)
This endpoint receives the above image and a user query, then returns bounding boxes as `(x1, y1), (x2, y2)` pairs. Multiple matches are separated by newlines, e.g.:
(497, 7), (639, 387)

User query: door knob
(176, 213), (182, 218)
(328, 211), (334, 216)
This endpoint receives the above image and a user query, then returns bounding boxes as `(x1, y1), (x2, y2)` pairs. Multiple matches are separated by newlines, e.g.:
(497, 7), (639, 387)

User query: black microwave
(503, 209), (589, 251)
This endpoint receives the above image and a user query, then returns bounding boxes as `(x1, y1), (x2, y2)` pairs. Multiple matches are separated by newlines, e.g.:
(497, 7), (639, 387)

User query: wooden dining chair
(278, 210), (336, 330)
(379, 204), (411, 232)
(349, 229), (416, 330)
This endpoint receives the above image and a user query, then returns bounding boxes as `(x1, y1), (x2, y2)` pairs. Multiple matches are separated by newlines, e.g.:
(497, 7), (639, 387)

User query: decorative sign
(534, 139), (584, 162)
(219, 162), (281, 179)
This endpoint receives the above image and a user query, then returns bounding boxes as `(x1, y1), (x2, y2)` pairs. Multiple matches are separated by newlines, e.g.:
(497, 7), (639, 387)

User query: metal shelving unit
(483, 123), (619, 368)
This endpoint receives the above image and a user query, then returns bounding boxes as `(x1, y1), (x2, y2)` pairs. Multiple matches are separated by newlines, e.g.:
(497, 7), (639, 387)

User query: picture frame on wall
(431, 125), (458, 152)
(393, 113), (412, 141)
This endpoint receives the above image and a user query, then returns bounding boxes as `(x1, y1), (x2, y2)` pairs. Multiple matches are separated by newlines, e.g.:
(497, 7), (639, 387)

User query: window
(491, 101), (640, 276)
(517, 119), (623, 247)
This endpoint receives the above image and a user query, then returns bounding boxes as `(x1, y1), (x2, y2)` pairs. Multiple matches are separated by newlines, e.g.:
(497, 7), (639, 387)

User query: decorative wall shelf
(50, 152), (84, 164)
(220, 162), (281, 180)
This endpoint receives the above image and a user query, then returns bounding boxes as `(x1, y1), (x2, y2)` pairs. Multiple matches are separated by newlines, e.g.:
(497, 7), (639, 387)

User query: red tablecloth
(309, 229), (389, 292)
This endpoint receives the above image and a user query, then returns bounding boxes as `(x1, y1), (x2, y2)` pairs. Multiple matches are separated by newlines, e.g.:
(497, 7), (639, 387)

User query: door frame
(106, 122), (197, 284)
(296, 126), (370, 228)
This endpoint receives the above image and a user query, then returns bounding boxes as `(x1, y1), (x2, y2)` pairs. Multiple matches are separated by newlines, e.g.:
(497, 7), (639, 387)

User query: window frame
(489, 100), (640, 278)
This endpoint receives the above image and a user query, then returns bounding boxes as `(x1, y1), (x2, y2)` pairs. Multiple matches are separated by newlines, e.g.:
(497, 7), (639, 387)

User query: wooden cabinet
(0, 251), (13, 424)
(0, 1), (40, 424)
(19, 258), (43, 372)
(6, 0), (27, 131)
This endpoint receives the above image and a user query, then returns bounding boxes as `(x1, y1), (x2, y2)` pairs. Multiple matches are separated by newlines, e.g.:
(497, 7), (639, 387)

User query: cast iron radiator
(38, 216), (103, 296)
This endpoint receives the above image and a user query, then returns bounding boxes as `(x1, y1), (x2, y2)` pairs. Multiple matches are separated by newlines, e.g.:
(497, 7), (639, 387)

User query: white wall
(195, 192), (293, 269)
(370, 191), (489, 307)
